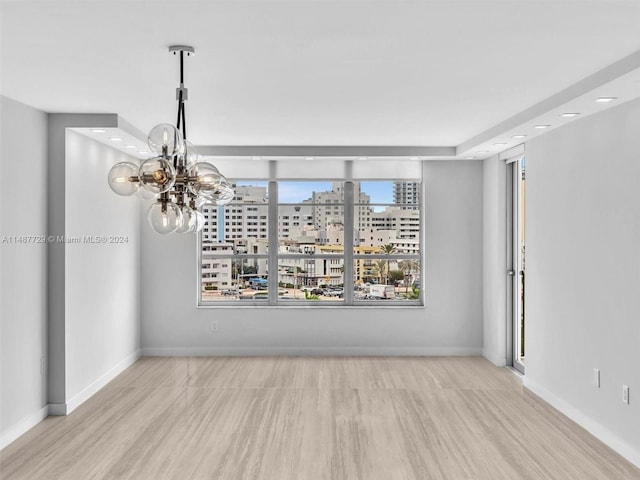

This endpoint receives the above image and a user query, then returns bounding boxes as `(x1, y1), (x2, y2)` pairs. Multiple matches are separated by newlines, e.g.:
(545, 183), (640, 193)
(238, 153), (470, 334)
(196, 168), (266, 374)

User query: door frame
(506, 155), (525, 374)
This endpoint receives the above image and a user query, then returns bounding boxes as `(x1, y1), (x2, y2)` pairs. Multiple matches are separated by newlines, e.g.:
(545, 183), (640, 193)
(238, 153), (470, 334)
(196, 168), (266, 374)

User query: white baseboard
(141, 346), (483, 356)
(523, 377), (640, 469)
(482, 348), (506, 367)
(64, 349), (141, 415)
(0, 405), (49, 451)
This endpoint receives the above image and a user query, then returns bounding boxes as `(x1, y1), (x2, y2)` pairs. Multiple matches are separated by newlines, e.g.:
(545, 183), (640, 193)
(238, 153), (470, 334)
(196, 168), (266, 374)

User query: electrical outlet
(593, 368), (600, 388)
(622, 385), (629, 404)
(210, 320), (219, 333)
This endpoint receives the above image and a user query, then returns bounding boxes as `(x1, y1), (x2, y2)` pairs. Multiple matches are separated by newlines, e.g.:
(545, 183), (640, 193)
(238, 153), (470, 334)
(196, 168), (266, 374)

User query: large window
(198, 160), (423, 306)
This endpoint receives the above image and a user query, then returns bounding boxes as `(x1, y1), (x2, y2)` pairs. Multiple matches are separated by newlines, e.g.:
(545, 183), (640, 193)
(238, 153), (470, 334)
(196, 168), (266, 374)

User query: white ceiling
(2, 0), (640, 155)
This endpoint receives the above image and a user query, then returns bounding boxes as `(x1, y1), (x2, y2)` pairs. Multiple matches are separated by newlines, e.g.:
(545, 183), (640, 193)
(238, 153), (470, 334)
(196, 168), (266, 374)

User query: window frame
(197, 161), (424, 308)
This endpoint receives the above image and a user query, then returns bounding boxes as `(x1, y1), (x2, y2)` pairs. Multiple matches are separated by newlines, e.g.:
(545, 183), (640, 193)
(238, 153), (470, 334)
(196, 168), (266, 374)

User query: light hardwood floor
(1, 356), (639, 479)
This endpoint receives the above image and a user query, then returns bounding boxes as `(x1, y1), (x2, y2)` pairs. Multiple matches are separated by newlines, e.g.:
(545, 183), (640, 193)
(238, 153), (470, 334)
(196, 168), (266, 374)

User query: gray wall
(141, 161), (484, 354)
(64, 131), (141, 408)
(524, 98), (640, 464)
(482, 154), (507, 366)
(0, 97), (48, 448)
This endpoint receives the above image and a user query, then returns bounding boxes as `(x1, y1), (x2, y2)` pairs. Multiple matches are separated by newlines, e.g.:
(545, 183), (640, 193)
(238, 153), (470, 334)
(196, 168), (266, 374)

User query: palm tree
(231, 259), (242, 287)
(398, 259), (420, 294)
(379, 244), (397, 284)
(373, 259), (387, 285)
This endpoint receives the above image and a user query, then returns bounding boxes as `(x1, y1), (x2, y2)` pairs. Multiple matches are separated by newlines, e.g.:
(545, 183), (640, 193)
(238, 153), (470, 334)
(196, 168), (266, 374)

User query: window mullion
(344, 181), (354, 305)
(268, 181), (278, 305)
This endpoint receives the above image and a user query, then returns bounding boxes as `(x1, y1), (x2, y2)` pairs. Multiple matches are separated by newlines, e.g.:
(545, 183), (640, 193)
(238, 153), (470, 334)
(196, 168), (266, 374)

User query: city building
(201, 184), (270, 243)
(393, 181), (420, 209)
(201, 243), (234, 291)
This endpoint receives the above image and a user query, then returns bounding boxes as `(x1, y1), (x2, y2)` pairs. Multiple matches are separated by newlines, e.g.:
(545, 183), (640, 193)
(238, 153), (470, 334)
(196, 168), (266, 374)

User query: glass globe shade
(195, 196), (215, 208)
(174, 205), (196, 233)
(192, 210), (205, 232)
(187, 162), (222, 196)
(147, 202), (182, 234)
(197, 177), (234, 205)
(107, 162), (139, 196)
(214, 181), (235, 206)
(139, 157), (176, 194)
(179, 140), (200, 167)
(148, 123), (182, 157)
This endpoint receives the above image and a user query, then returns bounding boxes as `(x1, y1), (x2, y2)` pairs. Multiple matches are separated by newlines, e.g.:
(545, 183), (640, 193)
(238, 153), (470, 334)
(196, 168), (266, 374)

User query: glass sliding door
(508, 156), (526, 373)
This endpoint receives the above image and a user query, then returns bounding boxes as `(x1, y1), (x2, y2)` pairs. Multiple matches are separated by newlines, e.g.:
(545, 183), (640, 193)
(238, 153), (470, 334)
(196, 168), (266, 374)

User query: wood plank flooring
(1, 356), (639, 479)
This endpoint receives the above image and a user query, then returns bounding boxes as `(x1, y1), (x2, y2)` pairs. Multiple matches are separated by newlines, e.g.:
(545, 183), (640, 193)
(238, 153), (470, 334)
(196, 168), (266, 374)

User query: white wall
(523, 98), (640, 465)
(141, 161), (484, 355)
(0, 96), (48, 448)
(482, 154), (508, 366)
(64, 131), (141, 410)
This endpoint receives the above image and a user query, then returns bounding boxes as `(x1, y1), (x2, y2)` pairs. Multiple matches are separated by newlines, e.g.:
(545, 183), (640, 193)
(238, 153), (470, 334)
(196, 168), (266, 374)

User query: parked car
(324, 288), (344, 297)
(368, 284), (395, 299)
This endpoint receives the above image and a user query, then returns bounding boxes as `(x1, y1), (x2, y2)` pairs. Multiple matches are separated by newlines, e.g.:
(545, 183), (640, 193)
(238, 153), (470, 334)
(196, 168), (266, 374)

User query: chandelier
(107, 45), (234, 234)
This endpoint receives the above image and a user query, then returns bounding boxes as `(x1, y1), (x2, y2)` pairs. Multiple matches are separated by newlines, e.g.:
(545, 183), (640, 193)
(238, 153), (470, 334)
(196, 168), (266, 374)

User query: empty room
(1, 1), (639, 478)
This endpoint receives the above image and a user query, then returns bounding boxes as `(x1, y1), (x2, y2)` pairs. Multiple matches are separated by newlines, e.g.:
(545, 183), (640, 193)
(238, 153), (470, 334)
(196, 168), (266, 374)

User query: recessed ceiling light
(534, 124), (551, 129)
(305, 157), (314, 160)
(252, 157), (261, 160)
(560, 112), (580, 117)
(91, 129), (105, 133)
(596, 96), (617, 103)
(410, 157), (419, 160)
(125, 145), (137, 149)
(465, 156), (476, 160)
(493, 142), (507, 146)
(512, 134), (528, 139)
(358, 157), (368, 160)
(109, 137), (123, 142)
(476, 150), (489, 154)
(138, 151), (149, 155)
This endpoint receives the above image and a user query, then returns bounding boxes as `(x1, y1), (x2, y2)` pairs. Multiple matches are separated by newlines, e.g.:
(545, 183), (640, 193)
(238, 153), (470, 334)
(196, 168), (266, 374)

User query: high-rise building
(201, 184), (269, 243)
(309, 182), (371, 230)
(393, 181), (420, 209)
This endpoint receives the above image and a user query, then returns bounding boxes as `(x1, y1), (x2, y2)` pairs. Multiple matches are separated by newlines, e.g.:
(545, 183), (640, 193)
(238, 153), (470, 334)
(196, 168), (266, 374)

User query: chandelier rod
(181, 90), (187, 140)
(175, 50), (187, 141)
(180, 49), (184, 85)
(176, 90), (185, 141)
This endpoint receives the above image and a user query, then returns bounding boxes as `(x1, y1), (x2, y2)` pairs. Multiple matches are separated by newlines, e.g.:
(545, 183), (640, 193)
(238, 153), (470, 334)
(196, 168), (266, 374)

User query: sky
(236, 181), (396, 204)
